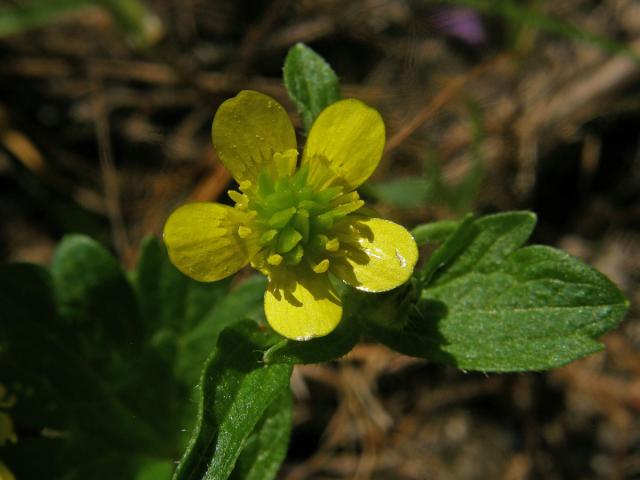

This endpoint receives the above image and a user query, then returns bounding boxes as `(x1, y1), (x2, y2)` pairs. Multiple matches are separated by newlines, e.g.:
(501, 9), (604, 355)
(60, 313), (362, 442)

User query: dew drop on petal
(365, 247), (383, 260)
(296, 333), (317, 341)
(395, 249), (407, 268)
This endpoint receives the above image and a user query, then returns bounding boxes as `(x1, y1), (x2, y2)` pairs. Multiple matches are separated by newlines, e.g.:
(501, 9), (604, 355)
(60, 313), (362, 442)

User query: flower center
(229, 161), (364, 275)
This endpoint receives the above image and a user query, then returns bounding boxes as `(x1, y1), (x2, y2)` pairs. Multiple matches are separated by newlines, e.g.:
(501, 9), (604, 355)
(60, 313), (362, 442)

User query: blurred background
(1, 0), (639, 478)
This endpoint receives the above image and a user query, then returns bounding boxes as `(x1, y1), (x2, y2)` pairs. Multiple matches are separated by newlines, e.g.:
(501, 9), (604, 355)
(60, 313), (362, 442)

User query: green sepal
(264, 312), (359, 364)
(411, 219), (463, 246)
(419, 213), (476, 286)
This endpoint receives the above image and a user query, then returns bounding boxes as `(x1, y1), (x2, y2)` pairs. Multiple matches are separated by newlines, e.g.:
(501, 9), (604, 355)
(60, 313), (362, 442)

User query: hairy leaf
(1, 236), (270, 479)
(0, 263), (167, 479)
(230, 389), (293, 480)
(173, 323), (291, 480)
(284, 43), (341, 132)
(51, 234), (142, 349)
(411, 219), (462, 246)
(369, 212), (629, 371)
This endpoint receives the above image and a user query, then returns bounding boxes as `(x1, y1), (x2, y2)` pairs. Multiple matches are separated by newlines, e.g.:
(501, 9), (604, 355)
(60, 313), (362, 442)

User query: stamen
(316, 186), (343, 203)
(237, 226), (252, 239)
(292, 163), (310, 190)
(333, 191), (360, 205)
(331, 199), (365, 218)
(267, 253), (283, 266)
(245, 163), (368, 274)
(325, 238), (340, 252)
(228, 190), (246, 204)
(274, 150), (297, 177)
(311, 258), (330, 273)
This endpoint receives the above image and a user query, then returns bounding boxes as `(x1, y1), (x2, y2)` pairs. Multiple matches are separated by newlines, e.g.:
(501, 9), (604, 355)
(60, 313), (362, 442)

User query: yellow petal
(0, 461), (15, 480)
(303, 99), (385, 190)
(333, 217), (418, 292)
(0, 412), (16, 446)
(163, 202), (254, 282)
(265, 269), (342, 340)
(212, 90), (298, 184)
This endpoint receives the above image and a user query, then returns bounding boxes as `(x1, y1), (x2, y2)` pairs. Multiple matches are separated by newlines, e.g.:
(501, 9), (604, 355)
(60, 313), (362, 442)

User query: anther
(237, 226), (252, 239)
(267, 253), (283, 266)
(311, 258), (330, 274)
(325, 238), (340, 252)
(228, 190), (245, 204)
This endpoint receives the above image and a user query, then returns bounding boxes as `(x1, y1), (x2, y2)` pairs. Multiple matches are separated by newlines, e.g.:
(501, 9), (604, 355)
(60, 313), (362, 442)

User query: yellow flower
(0, 384), (16, 448)
(164, 91), (418, 340)
(0, 413), (16, 447)
(0, 461), (15, 480)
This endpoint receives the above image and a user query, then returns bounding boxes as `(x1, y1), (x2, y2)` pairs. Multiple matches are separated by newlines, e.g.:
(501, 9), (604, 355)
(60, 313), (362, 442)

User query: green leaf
(0, 0), (97, 37)
(175, 275), (267, 387)
(1, 235), (272, 479)
(411, 219), (462, 246)
(429, 212), (536, 286)
(134, 236), (229, 336)
(133, 237), (270, 451)
(264, 313), (359, 364)
(135, 460), (176, 480)
(173, 323), (292, 480)
(134, 236), (267, 388)
(51, 235), (142, 347)
(368, 212), (629, 371)
(134, 236), (268, 375)
(230, 389), (293, 480)
(51, 234), (143, 349)
(419, 213), (476, 286)
(0, 263), (167, 479)
(283, 43), (341, 132)
(0, 0), (162, 48)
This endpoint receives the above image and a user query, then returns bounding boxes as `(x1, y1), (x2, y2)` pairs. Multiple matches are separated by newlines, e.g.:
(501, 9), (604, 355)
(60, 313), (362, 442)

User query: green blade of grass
(440, 0), (640, 63)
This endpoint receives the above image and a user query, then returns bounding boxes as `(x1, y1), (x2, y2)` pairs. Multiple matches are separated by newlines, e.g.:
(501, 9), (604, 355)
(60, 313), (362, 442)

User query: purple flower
(431, 7), (486, 46)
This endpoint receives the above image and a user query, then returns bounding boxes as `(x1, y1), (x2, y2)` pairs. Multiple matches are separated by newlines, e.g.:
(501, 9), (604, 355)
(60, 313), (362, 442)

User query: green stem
(0, 0), (161, 47)
(0, 0), (95, 36)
